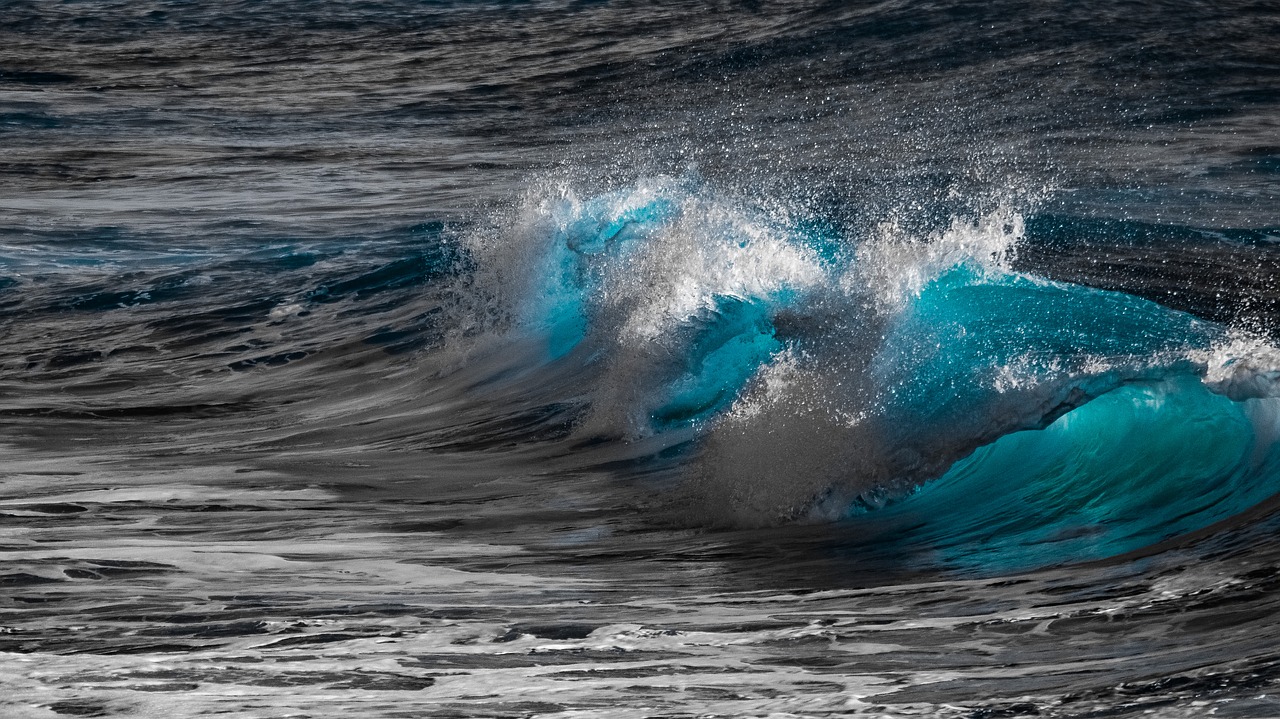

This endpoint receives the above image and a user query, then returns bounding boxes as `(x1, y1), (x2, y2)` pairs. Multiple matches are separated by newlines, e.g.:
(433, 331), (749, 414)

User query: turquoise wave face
(518, 182), (812, 430)
(874, 264), (1224, 427)
(649, 295), (780, 430)
(867, 378), (1280, 571)
(858, 262), (1234, 490)
(855, 261), (1280, 570)
(506, 182), (1280, 570)
(525, 188), (682, 360)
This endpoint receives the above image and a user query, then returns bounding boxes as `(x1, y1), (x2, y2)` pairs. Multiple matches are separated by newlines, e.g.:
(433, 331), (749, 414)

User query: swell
(455, 176), (1280, 570)
(3, 177), (1280, 573)
(4, 0), (1276, 232)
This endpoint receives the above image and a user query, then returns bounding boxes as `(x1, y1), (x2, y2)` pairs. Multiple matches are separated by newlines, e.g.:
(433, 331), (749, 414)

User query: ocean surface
(2, 1), (1279, 716)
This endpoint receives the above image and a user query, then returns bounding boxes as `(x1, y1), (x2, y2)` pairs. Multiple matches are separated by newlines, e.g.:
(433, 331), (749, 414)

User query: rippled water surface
(3, 1), (1280, 717)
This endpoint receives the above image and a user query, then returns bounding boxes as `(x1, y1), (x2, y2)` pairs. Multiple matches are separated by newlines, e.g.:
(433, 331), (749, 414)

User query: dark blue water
(3, 1), (1280, 716)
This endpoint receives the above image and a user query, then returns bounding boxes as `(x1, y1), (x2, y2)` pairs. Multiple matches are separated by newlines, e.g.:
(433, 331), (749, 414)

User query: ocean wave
(459, 176), (1280, 568)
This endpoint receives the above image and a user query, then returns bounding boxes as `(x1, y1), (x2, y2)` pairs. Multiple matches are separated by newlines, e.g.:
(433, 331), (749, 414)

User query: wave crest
(459, 177), (1280, 566)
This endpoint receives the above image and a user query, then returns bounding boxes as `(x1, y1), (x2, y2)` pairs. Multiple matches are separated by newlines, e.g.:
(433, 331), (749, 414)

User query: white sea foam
(604, 197), (827, 344)
(1193, 331), (1280, 401)
(847, 204), (1023, 311)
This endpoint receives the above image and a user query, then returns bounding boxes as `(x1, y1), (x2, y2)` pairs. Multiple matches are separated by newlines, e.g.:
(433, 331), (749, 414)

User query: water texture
(2, 1), (1280, 716)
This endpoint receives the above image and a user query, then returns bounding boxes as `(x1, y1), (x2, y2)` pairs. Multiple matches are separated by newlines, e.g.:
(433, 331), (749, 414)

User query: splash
(464, 177), (1280, 569)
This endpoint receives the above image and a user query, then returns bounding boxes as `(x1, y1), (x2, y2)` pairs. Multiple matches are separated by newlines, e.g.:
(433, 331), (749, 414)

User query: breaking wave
(460, 176), (1280, 570)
